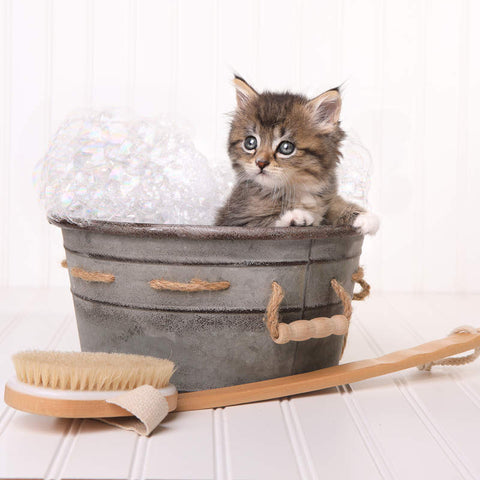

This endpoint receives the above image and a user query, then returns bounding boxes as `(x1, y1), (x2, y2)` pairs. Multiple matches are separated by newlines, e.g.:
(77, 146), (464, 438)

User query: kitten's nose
(256, 158), (270, 170)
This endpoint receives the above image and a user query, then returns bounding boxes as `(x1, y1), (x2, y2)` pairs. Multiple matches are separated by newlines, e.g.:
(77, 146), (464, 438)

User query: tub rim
(49, 216), (363, 241)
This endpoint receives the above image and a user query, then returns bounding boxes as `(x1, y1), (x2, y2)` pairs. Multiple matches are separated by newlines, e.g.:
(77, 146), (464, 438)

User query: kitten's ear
(307, 88), (342, 133)
(233, 75), (258, 108)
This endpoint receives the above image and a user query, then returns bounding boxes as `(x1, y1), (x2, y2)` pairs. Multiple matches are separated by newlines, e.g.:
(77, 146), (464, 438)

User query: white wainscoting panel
(0, 0), (479, 291)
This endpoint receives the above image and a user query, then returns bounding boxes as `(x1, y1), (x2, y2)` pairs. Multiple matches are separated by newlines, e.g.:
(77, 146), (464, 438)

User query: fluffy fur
(215, 76), (379, 234)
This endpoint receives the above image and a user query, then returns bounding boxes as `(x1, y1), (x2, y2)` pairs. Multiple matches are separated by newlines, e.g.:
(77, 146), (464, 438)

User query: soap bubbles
(34, 109), (370, 226)
(34, 109), (229, 225)
(338, 131), (372, 208)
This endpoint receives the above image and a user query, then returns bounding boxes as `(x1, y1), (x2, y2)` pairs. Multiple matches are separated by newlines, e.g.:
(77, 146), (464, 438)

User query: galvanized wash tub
(51, 218), (364, 392)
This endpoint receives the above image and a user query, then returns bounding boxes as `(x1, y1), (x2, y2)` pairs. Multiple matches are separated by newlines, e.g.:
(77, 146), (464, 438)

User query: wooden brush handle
(176, 328), (480, 412)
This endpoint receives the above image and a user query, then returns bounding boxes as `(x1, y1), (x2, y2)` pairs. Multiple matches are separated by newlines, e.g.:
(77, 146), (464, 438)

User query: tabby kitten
(215, 76), (379, 234)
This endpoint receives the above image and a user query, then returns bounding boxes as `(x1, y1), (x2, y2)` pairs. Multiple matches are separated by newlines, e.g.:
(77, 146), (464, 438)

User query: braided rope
(352, 266), (370, 300)
(71, 267), (115, 283)
(418, 325), (480, 371)
(149, 278), (230, 292)
(61, 260), (115, 283)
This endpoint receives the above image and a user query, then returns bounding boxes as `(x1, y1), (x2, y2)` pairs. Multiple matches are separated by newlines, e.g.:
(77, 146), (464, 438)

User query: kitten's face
(228, 77), (344, 192)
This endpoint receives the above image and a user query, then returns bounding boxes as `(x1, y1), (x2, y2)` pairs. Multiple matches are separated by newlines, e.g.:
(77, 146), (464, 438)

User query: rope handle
(149, 278), (230, 292)
(264, 267), (369, 345)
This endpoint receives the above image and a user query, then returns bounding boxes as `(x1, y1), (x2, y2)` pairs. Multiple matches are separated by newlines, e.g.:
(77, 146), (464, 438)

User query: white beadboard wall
(0, 0), (479, 291)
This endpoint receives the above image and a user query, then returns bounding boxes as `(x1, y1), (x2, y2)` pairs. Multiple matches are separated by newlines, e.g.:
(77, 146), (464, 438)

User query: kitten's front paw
(276, 209), (315, 227)
(353, 212), (380, 235)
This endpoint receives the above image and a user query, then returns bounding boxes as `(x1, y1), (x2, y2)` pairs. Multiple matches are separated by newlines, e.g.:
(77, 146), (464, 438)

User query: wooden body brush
(5, 327), (480, 419)
(4, 351), (177, 418)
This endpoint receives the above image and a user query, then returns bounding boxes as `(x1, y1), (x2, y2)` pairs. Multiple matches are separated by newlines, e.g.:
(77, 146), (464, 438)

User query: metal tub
(51, 218), (364, 391)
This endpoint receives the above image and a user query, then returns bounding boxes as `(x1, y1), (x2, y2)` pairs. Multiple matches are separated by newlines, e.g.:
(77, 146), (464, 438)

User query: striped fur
(215, 76), (365, 228)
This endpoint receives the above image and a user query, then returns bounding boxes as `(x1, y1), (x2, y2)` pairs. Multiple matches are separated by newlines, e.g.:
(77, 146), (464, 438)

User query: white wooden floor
(1, 288), (480, 480)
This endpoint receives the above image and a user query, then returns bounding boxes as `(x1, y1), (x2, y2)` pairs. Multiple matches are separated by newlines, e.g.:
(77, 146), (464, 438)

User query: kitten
(215, 76), (379, 235)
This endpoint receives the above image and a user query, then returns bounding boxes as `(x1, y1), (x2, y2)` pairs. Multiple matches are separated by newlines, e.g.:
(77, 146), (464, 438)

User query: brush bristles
(13, 351), (175, 391)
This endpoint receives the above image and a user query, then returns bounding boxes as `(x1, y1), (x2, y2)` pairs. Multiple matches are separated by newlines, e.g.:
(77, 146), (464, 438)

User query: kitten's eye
(243, 136), (257, 151)
(277, 141), (295, 156)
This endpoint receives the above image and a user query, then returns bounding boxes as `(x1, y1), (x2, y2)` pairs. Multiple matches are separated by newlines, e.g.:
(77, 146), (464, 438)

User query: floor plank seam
(0, 314), (23, 347)
(128, 435), (148, 480)
(395, 376), (475, 480)
(385, 301), (480, 413)
(0, 309), (72, 438)
(338, 384), (397, 480)
(0, 408), (15, 437)
(43, 418), (82, 480)
(45, 315), (72, 349)
(213, 408), (228, 480)
(43, 314), (84, 480)
(354, 318), (477, 480)
(0, 290), (46, 341)
(452, 377), (480, 410)
(2, 289), (480, 479)
(220, 407), (233, 480)
(279, 399), (315, 480)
